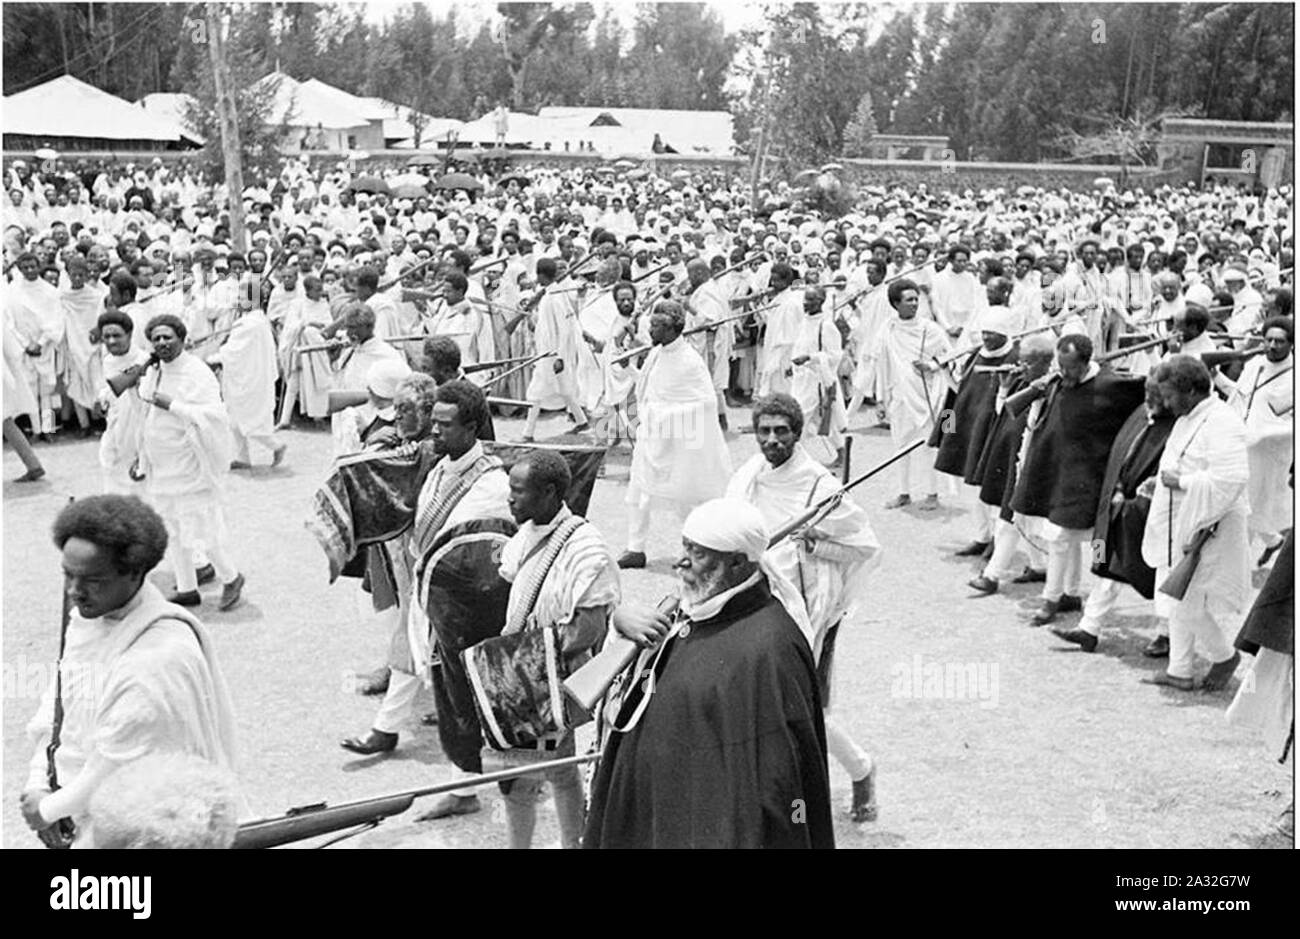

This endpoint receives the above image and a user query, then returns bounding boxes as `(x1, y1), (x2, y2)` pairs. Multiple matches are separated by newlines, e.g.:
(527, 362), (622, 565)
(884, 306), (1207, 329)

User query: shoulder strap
(506, 515), (588, 634)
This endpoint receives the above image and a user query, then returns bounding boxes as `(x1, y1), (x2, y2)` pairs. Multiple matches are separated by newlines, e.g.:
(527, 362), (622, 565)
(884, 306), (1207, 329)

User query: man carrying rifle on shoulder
(1140, 355), (1250, 692)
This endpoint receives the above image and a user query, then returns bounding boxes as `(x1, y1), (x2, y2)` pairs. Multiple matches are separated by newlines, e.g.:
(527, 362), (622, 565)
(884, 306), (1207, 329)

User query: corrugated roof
(4, 76), (201, 143)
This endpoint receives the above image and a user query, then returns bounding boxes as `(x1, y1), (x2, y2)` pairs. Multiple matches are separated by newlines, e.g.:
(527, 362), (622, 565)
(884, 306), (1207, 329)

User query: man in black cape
(1052, 373), (1175, 653)
(929, 279), (1019, 556)
(584, 497), (834, 849)
(1008, 333), (1146, 626)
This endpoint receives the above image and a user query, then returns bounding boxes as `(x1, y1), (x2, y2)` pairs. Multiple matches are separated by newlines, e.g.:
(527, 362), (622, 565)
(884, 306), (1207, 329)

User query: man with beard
(205, 297), (286, 471)
(6, 251), (65, 439)
(930, 298), (1020, 556)
(1216, 316), (1293, 566)
(756, 263), (802, 397)
(522, 257), (590, 442)
(1010, 334), (1146, 626)
(59, 256), (107, 436)
(727, 395), (882, 822)
(930, 245), (982, 339)
(584, 498), (834, 848)
(845, 259), (891, 420)
(682, 258), (733, 429)
(1141, 356), (1250, 692)
(1052, 372), (1175, 653)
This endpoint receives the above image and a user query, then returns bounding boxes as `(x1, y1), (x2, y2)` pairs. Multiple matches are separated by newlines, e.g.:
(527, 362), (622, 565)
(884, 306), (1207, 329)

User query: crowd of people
(7, 150), (1293, 847)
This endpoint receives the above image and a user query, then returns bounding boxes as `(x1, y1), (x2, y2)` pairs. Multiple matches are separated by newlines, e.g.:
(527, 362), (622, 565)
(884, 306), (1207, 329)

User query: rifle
(608, 300), (782, 368)
(298, 334), (428, 354)
(829, 262), (930, 317)
(377, 254), (440, 292)
(563, 436), (929, 713)
(1158, 524), (1217, 600)
(476, 350), (555, 390)
(1002, 334), (1172, 413)
(463, 352), (543, 374)
(41, 495), (79, 849)
(232, 752), (599, 849)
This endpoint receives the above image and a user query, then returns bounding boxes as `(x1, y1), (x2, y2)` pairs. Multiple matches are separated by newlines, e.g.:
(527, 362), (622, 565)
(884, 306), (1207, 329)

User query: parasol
(435, 172), (484, 191)
(348, 175), (391, 195)
(499, 172), (531, 187)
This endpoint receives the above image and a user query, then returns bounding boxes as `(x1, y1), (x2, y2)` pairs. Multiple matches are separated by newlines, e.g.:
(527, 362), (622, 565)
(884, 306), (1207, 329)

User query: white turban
(365, 358), (411, 401)
(978, 304), (1018, 337)
(680, 498), (815, 651)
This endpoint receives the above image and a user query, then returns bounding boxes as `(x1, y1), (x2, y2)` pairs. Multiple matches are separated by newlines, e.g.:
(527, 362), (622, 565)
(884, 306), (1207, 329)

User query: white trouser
(1078, 578), (1172, 637)
(373, 668), (421, 735)
(626, 498), (691, 554)
(167, 523), (236, 592)
(894, 425), (937, 496)
(1161, 570), (1236, 680)
(967, 485), (995, 542)
(983, 518), (1047, 581)
(232, 427), (280, 463)
(825, 714), (872, 781)
(1043, 527), (1090, 601)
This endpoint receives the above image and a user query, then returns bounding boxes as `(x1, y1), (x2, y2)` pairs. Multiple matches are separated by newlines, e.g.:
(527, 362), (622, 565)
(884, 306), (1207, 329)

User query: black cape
(1011, 368), (1146, 529)
(974, 375), (1031, 512)
(1235, 531), (1294, 656)
(930, 348), (1018, 483)
(583, 579), (834, 849)
(1090, 405), (1175, 597)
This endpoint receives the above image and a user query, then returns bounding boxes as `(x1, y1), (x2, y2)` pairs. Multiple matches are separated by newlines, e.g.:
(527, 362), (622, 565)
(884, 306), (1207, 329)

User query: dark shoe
(354, 666), (391, 696)
(1051, 626), (1098, 653)
(968, 575), (999, 595)
(218, 572), (245, 611)
(1143, 635), (1170, 659)
(195, 563), (216, 586)
(14, 467), (46, 483)
(850, 769), (877, 823)
(955, 540), (991, 557)
(1141, 671), (1195, 691)
(271, 443), (288, 467)
(1201, 651), (1241, 692)
(917, 493), (940, 512)
(617, 551), (646, 569)
(416, 794), (482, 821)
(229, 460), (252, 470)
(340, 729), (398, 755)
(167, 590), (202, 607)
(1058, 594), (1083, 613)
(718, 414), (729, 431)
(1030, 599), (1061, 626)
(1012, 567), (1047, 584)
(884, 494), (911, 510)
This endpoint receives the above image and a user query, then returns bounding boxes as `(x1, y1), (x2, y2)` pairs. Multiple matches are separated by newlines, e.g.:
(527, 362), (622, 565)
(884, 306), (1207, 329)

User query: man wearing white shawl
(94, 310), (151, 493)
(755, 262), (802, 397)
(7, 251), (65, 436)
(133, 314), (245, 611)
(59, 256), (107, 434)
(21, 496), (237, 848)
(522, 257), (590, 440)
(275, 273), (333, 427)
(207, 303), (286, 470)
(728, 396), (884, 822)
(870, 279), (952, 508)
(683, 258), (733, 424)
(1141, 355), (1249, 692)
(584, 497), (833, 848)
(790, 285), (848, 465)
(619, 301), (732, 569)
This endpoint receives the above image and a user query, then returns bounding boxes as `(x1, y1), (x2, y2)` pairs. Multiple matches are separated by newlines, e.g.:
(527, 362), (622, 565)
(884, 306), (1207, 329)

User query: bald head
(687, 258), (711, 287)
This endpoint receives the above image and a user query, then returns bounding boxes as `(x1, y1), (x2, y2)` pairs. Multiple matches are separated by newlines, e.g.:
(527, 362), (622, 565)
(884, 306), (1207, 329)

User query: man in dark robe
(1052, 373), (1175, 653)
(584, 498), (834, 849)
(968, 333), (1056, 594)
(930, 283), (1019, 556)
(1008, 334), (1146, 625)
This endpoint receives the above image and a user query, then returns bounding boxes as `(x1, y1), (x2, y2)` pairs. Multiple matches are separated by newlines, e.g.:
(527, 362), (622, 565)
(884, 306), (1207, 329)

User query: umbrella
(33, 147), (59, 162)
(348, 175), (391, 195)
(625, 168), (650, 181)
(435, 172), (483, 192)
(820, 162), (844, 173)
(794, 169), (820, 182)
(406, 154), (440, 167)
(613, 158), (639, 169)
(670, 169), (692, 180)
(499, 172), (531, 188)
(392, 183), (429, 199)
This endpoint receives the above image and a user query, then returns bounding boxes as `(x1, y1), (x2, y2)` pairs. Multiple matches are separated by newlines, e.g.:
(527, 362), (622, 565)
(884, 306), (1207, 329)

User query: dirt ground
(2, 406), (1291, 849)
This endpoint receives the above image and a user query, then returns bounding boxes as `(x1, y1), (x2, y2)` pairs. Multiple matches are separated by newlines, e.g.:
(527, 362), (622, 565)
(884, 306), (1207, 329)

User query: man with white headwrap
(618, 300), (732, 569)
(728, 394), (883, 823)
(206, 296), (286, 470)
(585, 497), (833, 849)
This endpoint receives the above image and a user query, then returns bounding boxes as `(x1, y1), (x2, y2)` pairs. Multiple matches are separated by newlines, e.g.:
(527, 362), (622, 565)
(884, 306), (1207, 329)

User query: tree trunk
(207, 4), (246, 252)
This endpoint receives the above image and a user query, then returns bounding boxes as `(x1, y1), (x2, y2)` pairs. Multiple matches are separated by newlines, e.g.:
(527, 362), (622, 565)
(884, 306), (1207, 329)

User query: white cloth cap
(365, 358), (412, 399)
(979, 304), (1018, 336)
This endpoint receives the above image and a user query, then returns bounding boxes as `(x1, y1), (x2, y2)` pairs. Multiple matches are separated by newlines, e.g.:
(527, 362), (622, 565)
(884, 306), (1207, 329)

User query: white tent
(3, 75), (202, 144)
(536, 107), (734, 156)
(137, 92), (203, 142)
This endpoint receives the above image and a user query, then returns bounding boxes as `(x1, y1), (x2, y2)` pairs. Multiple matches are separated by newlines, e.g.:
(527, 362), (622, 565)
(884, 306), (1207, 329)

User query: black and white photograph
(0, 0), (1293, 882)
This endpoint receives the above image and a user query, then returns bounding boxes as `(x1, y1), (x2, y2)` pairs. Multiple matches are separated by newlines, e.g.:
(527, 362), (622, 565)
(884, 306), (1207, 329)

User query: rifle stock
(563, 438), (929, 711)
(1158, 524), (1217, 600)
